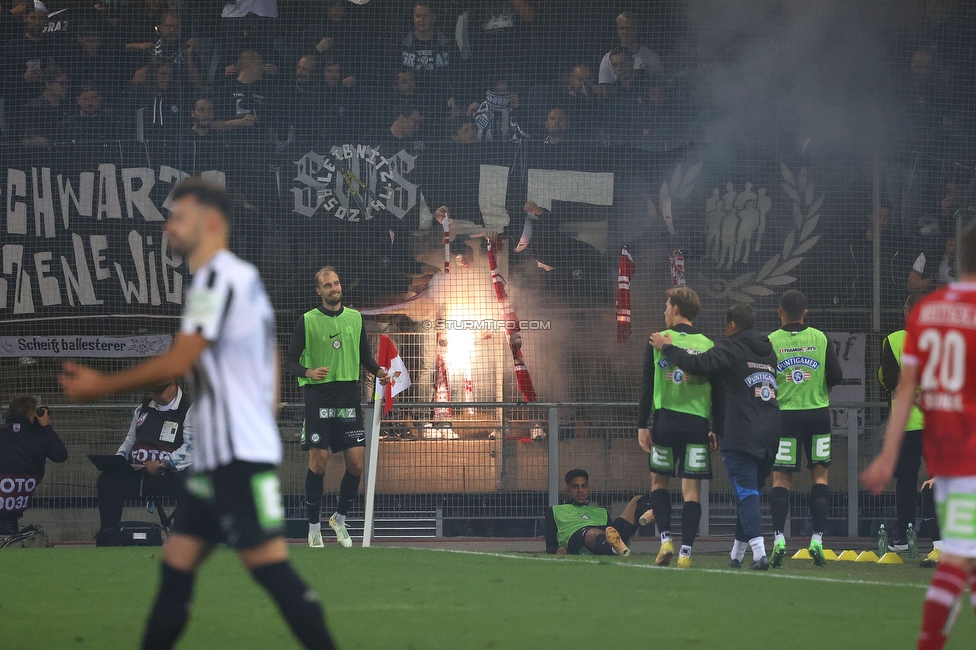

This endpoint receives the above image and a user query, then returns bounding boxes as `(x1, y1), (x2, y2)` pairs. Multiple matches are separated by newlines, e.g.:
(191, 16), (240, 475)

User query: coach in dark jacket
(0, 396), (68, 535)
(651, 303), (779, 570)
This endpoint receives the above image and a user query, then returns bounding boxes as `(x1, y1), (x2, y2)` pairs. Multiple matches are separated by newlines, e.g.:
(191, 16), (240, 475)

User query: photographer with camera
(0, 395), (67, 537)
(95, 380), (193, 543)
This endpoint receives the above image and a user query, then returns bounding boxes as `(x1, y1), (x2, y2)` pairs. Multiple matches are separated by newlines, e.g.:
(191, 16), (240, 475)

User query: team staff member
(651, 303), (780, 570)
(95, 381), (193, 538)
(286, 266), (389, 549)
(862, 219), (976, 650)
(544, 469), (644, 556)
(767, 290), (842, 567)
(60, 179), (336, 650)
(0, 396), (67, 536)
(879, 291), (942, 566)
(638, 286), (717, 568)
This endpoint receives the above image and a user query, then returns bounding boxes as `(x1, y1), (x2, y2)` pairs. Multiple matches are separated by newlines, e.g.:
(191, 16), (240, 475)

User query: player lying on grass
(544, 468), (650, 556)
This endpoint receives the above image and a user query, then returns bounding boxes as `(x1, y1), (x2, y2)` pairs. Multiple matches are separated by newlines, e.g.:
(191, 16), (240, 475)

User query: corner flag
(376, 335), (411, 415)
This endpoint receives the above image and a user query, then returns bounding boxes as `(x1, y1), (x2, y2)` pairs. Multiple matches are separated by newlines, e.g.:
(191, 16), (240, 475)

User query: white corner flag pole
(362, 386), (383, 548)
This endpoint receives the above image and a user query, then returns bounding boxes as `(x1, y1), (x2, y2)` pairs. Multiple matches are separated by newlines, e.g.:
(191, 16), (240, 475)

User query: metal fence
(23, 399), (918, 543)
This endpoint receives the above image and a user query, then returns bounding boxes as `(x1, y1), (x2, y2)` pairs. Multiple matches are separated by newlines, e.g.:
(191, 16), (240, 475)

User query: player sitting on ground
(638, 286), (717, 568)
(544, 469), (647, 556)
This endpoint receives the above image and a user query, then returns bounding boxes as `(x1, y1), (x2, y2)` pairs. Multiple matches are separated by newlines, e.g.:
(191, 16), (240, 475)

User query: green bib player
(544, 469), (645, 556)
(285, 267), (389, 548)
(767, 290), (842, 567)
(879, 292), (941, 566)
(638, 286), (717, 568)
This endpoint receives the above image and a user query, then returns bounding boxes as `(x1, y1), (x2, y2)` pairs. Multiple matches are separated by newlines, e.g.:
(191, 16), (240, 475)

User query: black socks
(141, 563), (195, 650)
(770, 486), (790, 535)
(251, 561), (336, 650)
(305, 469), (323, 524)
(337, 471), (361, 517)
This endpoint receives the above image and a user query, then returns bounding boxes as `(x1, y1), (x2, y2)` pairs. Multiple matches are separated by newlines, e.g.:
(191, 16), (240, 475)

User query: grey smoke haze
(690, 0), (899, 156)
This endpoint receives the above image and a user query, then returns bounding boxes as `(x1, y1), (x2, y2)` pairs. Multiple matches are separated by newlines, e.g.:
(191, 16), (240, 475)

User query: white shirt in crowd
(599, 45), (663, 84)
(180, 249), (282, 471)
(912, 252), (956, 286)
(222, 0), (277, 19)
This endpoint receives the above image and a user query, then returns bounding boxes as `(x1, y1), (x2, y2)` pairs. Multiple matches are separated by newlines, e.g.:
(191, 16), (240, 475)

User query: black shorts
(566, 517), (637, 555)
(648, 428), (713, 479)
(772, 409), (832, 472)
(303, 390), (365, 453)
(172, 461), (284, 550)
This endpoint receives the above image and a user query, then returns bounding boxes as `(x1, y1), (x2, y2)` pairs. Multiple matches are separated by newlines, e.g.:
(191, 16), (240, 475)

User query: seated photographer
(0, 396), (67, 536)
(96, 381), (193, 536)
(544, 468), (650, 556)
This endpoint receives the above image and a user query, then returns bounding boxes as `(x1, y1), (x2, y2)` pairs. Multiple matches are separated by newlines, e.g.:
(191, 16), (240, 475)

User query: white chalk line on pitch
(407, 547), (927, 590)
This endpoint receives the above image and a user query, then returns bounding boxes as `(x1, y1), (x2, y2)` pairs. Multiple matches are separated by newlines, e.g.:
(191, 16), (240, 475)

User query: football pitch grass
(3, 546), (975, 649)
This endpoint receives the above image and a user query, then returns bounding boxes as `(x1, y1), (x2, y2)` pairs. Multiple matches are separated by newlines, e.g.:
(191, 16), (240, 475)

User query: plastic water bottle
(878, 523), (888, 556)
(907, 523), (919, 559)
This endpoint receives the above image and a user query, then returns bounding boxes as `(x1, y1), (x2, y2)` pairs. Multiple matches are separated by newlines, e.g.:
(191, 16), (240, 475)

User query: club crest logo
(705, 165), (823, 303)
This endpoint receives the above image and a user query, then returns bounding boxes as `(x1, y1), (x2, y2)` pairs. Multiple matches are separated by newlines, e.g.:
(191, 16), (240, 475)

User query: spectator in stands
(220, 0), (279, 63)
(189, 96), (215, 139)
(542, 107), (569, 145)
(2, 1), (61, 107)
(182, 97), (227, 176)
(0, 396), (67, 536)
(57, 84), (115, 142)
(95, 381), (192, 543)
(544, 468), (646, 556)
(448, 117), (478, 144)
(16, 66), (70, 147)
(601, 47), (650, 143)
(279, 54), (320, 147)
(320, 56), (363, 145)
(380, 104), (425, 151)
(598, 12), (662, 86)
(400, 2), (457, 125)
(214, 50), (276, 134)
(127, 61), (181, 143)
(471, 78), (528, 142)
(65, 23), (126, 103)
(907, 235), (956, 293)
(464, 0), (535, 90)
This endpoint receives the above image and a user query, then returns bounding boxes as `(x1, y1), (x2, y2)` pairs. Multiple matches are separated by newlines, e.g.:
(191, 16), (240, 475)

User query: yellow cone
(792, 548), (812, 559)
(823, 549), (838, 561)
(854, 551), (880, 562)
(835, 550), (858, 561)
(877, 552), (904, 564)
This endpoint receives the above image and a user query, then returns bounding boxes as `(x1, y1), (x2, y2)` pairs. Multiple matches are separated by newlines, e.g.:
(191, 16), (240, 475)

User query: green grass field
(2, 546), (975, 649)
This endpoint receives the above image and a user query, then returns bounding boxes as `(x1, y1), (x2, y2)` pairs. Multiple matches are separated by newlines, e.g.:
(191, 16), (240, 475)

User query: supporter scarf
(486, 238), (537, 402)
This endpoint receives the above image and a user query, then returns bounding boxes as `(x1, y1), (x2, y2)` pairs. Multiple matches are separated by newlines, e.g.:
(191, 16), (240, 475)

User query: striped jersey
(180, 249), (282, 471)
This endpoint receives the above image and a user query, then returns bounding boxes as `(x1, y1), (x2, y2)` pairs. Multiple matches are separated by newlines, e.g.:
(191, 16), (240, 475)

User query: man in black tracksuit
(650, 303), (780, 570)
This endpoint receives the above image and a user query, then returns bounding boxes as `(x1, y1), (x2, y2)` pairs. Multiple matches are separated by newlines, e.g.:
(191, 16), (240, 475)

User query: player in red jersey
(862, 218), (976, 650)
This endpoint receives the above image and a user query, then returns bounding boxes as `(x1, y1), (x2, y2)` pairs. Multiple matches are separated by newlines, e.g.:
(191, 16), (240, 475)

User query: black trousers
(893, 430), (937, 538)
(96, 470), (185, 530)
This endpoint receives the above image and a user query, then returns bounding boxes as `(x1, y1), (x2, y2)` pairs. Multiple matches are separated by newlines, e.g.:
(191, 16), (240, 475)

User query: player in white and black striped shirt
(60, 179), (335, 650)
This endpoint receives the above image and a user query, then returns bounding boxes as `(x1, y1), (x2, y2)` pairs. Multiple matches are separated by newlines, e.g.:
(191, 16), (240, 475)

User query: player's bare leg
(678, 478), (702, 567)
(650, 473), (674, 565)
(329, 446), (364, 548)
(306, 448), (330, 547)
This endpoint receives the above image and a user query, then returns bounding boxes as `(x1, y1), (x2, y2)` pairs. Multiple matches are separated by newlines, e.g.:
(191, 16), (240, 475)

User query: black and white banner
(1, 142), (225, 321)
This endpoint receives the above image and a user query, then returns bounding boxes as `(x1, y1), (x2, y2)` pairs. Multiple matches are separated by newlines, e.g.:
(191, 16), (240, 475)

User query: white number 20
(918, 328), (966, 392)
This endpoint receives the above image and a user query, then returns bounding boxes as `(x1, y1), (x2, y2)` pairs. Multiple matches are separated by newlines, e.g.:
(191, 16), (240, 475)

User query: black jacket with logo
(662, 329), (780, 460)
